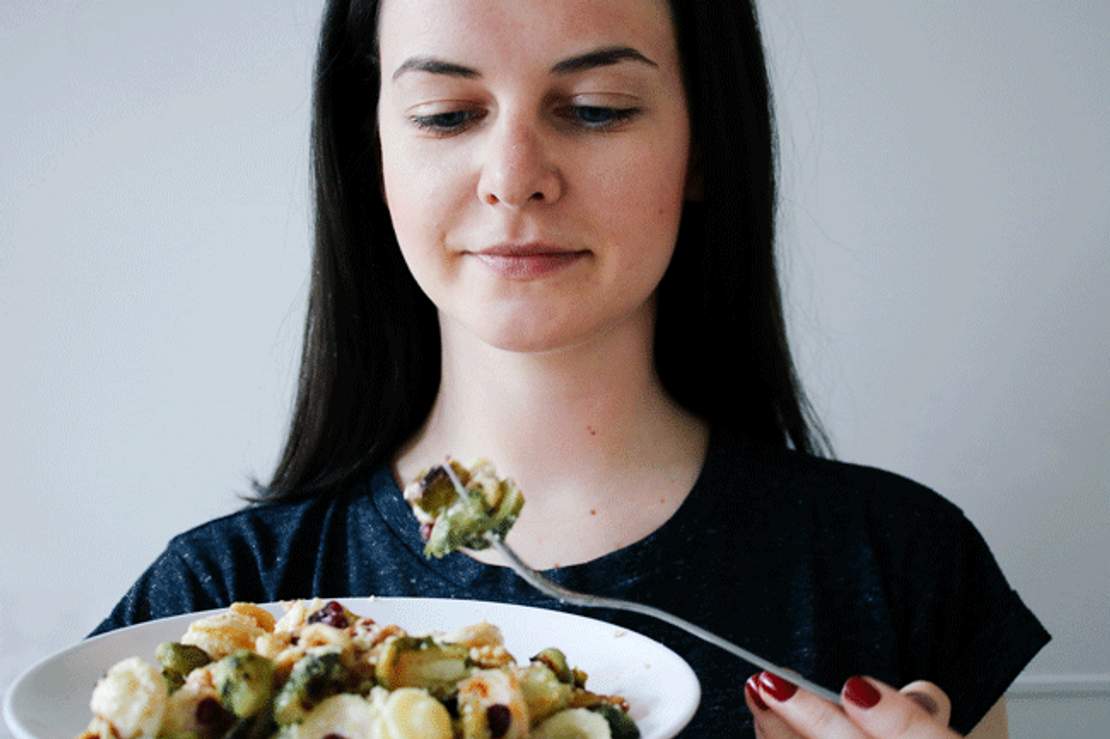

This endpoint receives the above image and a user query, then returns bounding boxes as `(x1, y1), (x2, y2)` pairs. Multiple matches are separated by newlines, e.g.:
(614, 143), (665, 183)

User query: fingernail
(843, 676), (882, 709)
(757, 671), (798, 702)
(906, 691), (939, 715)
(745, 676), (769, 710)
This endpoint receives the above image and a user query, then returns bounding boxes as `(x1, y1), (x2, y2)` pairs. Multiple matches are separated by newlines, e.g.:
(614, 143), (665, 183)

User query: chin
(465, 314), (594, 355)
(477, 327), (583, 355)
(449, 293), (655, 356)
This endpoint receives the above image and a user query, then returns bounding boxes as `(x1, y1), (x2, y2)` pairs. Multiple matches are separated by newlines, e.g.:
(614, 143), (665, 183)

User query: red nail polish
(843, 676), (882, 709)
(745, 676), (769, 710)
(757, 671), (798, 702)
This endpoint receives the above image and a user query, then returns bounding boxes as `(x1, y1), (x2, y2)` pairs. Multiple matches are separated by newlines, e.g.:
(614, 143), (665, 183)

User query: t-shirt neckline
(367, 427), (727, 589)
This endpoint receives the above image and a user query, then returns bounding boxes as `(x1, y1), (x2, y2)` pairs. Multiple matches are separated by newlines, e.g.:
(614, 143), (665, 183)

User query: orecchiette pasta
(77, 599), (639, 739)
(180, 611), (268, 660)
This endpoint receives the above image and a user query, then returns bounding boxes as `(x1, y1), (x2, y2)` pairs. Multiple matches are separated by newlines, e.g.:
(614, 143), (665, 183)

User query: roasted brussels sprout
(409, 464), (460, 519)
(430, 488), (493, 555)
(487, 482), (524, 538)
(530, 648), (572, 685)
(272, 649), (350, 725)
(374, 636), (471, 699)
(405, 459), (525, 558)
(211, 650), (275, 718)
(155, 642), (211, 692)
(517, 662), (572, 723)
(588, 703), (640, 739)
(223, 711), (277, 739)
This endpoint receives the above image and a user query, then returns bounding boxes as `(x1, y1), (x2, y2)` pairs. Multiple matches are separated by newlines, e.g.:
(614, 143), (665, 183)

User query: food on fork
(77, 598), (639, 738)
(404, 458), (524, 558)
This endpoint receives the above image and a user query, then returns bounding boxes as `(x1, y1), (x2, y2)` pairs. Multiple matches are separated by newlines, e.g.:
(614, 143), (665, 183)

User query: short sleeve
(87, 538), (228, 637)
(902, 508), (1050, 734)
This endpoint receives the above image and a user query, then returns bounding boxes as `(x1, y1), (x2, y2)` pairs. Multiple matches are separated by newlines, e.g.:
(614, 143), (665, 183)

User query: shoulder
(704, 432), (1049, 736)
(89, 494), (345, 636)
(165, 495), (325, 556)
(707, 429), (969, 539)
(161, 476), (387, 575)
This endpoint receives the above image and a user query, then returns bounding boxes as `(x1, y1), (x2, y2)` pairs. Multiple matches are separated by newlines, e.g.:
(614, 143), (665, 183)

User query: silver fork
(439, 463), (842, 704)
(486, 535), (841, 704)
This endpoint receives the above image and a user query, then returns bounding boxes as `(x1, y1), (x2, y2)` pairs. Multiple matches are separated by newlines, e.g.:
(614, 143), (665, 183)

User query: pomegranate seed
(308, 600), (349, 629)
(487, 704), (512, 737)
(196, 697), (229, 725)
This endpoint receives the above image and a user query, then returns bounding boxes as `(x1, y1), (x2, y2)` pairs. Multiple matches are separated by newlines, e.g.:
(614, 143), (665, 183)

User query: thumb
(899, 680), (952, 726)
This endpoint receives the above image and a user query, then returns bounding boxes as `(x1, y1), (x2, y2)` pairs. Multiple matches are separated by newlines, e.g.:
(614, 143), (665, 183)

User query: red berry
(307, 600), (349, 629)
(487, 704), (512, 737)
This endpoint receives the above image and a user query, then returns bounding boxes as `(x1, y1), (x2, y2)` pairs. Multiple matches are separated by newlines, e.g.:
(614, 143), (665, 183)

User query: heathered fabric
(91, 429), (1049, 736)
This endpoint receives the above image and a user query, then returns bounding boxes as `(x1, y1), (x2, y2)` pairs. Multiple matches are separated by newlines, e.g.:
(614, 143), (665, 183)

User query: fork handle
(489, 539), (842, 704)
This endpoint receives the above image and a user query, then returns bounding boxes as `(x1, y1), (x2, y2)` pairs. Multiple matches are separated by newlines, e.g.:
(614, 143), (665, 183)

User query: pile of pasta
(77, 599), (640, 739)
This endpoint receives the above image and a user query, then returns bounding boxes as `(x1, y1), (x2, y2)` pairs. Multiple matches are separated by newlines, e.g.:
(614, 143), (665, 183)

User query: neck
(394, 301), (708, 523)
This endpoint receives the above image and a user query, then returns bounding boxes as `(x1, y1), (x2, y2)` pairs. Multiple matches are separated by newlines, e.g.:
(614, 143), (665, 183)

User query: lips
(476, 243), (583, 257)
(469, 243), (589, 280)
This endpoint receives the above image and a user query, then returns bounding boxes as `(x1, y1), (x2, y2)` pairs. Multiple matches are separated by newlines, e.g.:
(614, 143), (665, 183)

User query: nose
(477, 116), (563, 208)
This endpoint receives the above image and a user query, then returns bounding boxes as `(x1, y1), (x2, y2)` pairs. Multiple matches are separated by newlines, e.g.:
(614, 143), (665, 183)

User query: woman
(93, 1), (1049, 736)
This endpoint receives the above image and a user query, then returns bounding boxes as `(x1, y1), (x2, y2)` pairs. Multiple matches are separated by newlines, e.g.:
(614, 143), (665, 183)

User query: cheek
(380, 141), (462, 283)
(382, 144), (436, 240)
(596, 143), (688, 270)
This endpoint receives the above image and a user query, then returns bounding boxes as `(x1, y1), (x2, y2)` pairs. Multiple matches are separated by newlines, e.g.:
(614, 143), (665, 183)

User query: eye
(560, 105), (642, 130)
(409, 109), (485, 135)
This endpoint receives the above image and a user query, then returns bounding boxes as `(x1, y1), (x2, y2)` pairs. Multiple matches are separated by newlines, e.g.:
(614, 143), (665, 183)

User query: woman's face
(377, 0), (691, 353)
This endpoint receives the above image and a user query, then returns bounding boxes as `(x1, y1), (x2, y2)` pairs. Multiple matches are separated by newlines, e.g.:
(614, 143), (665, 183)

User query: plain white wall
(2, 2), (1107, 737)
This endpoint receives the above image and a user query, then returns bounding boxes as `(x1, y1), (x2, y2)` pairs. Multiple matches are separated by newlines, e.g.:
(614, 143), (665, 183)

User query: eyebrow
(391, 45), (658, 82)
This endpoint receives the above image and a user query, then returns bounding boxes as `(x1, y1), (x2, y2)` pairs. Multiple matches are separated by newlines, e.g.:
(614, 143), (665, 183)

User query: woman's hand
(744, 671), (958, 738)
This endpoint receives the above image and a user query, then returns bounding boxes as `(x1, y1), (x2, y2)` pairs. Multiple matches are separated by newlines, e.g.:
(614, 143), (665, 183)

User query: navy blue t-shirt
(91, 429), (1049, 736)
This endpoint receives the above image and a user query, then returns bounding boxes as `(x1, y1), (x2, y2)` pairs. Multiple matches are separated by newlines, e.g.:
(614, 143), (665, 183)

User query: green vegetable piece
(411, 460), (526, 558)
(156, 642), (212, 675)
(531, 648), (573, 684)
(588, 703), (641, 739)
(411, 465), (460, 519)
(212, 650), (275, 718)
(272, 649), (350, 725)
(489, 482), (524, 540)
(223, 711), (277, 739)
(519, 662), (572, 723)
(161, 670), (186, 694)
(155, 642), (211, 693)
(374, 636), (471, 699)
(352, 678), (377, 696)
(425, 490), (492, 557)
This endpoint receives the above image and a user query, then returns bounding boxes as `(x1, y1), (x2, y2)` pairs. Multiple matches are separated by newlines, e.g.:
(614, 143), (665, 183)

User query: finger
(745, 674), (805, 739)
(899, 680), (953, 727)
(756, 671), (865, 739)
(841, 676), (960, 738)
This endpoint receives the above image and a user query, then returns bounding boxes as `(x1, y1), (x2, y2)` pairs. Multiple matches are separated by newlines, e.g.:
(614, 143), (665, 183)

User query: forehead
(377, 0), (678, 75)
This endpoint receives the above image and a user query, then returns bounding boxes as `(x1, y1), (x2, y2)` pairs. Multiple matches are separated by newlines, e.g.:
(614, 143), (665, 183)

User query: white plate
(4, 597), (699, 739)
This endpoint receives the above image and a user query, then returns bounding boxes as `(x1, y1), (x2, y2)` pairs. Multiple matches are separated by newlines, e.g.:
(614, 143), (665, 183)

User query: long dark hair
(255, 0), (829, 502)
